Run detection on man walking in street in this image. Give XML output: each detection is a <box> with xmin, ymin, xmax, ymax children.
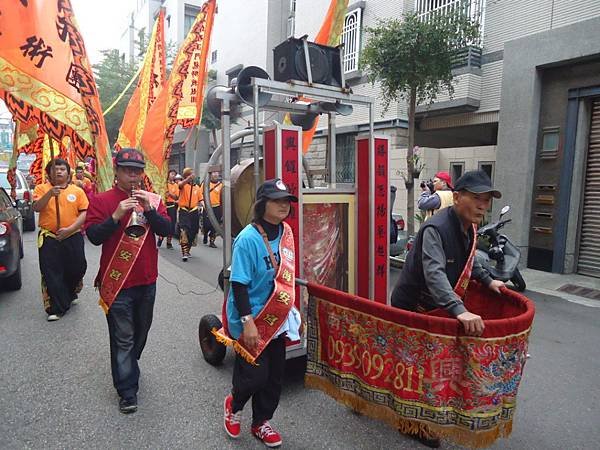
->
<box><xmin>177</xmin><ymin>167</ymin><xmax>201</xmax><ymax>261</ymax></box>
<box><xmin>200</xmin><ymin>170</ymin><xmax>223</xmax><ymax>248</ymax></box>
<box><xmin>391</xmin><ymin>170</ymin><xmax>505</xmax><ymax>448</ymax></box>
<box><xmin>418</xmin><ymin>171</ymin><xmax>454</xmax><ymax>219</ymax></box>
<box><xmin>33</xmin><ymin>158</ymin><xmax>88</xmax><ymax>322</ymax></box>
<box><xmin>157</xmin><ymin>169</ymin><xmax>179</xmax><ymax>249</ymax></box>
<box><xmin>85</xmin><ymin>148</ymin><xmax>171</xmax><ymax>414</ymax></box>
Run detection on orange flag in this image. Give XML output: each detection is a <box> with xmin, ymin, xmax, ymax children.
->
<box><xmin>286</xmin><ymin>0</ymin><xmax>349</xmax><ymax>154</ymax></box>
<box><xmin>116</xmin><ymin>9</ymin><xmax>166</xmax><ymax>150</ymax></box>
<box><xmin>140</xmin><ymin>0</ymin><xmax>216</xmax><ymax>197</ymax></box>
<box><xmin>0</xmin><ymin>0</ymin><xmax>113</xmax><ymax>191</ymax></box>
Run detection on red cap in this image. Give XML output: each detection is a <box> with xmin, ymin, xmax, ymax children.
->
<box><xmin>434</xmin><ymin>171</ymin><xmax>453</xmax><ymax>189</ymax></box>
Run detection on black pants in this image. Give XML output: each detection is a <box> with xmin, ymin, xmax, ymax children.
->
<box><xmin>38</xmin><ymin>232</ymin><xmax>86</xmax><ymax>315</ymax></box>
<box><xmin>106</xmin><ymin>283</ymin><xmax>156</xmax><ymax>401</ymax></box>
<box><xmin>166</xmin><ymin>204</ymin><xmax>178</xmax><ymax>237</ymax></box>
<box><xmin>231</xmin><ymin>336</ymin><xmax>286</xmax><ymax>426</ymax></box>
<box><xmin>203</xmin><ymin>205</ymin><xmax>222</xmax><ymax>238</ymax></box>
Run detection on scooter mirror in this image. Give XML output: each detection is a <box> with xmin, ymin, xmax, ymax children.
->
<box><xmin>500</xmin><ymin>205</ymin><xmax>510</xmax><ymax>217</ymax></box>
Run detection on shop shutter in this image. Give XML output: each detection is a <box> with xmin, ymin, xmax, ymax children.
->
<box><xmin>578</xmin><ymin>99</ymin><xmax>600</xmax><ymax>277</ymax></box>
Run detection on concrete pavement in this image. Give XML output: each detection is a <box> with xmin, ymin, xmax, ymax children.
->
<box><xmin>0</xmin><ymin>232</ymin><xmax>599</xmax><ymax>449</ymax></box>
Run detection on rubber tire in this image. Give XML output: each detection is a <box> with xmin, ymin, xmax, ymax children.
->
<box><xmin>198</xmin><ymin>314</ymin><xmax>227</xmax><ymax>366</ymax></box>
<box><xmin>4</xmin><ymin>260</ymin><xmax>22</xmax><ymax>291</ymax></box>
<box><xmin>23</xmin><ymin>214</ymin><xmax>35</xmax><ymax>232</ymax></box>
<box><xmin>511</xmin><ymin>269</ymin><xmax>526</xmax><ymax>292</ymax></box>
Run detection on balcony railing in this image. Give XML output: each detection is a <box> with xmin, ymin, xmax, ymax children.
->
<box><xmin>451</xmin><ymin>45</ymin><xmax>482</xmax><ymax>70</ymax></box>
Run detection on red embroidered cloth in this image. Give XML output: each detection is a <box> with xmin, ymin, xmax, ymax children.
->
<box><xmin>305</xmin><ymin>282</ymin><xmax>535</xmax><ymax>448</ymax></box>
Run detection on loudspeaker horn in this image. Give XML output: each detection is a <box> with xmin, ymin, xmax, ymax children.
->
<box><xmin>206</xmin><ymin>85</ymin><xmax>230</xmax><ymax>117</ymax></box>
<box><xmin>290</xmin><ymin>111</ymin><xmax>319</xmax><ymax>131</ymax></box>
<box><xmin>235</xmin><ymin>66</ymin><xmax>272</xmax><ymax>107</ymax></box>
<box><xmin>318</xmin><ymin>101</ymin><xmax>353</xmax><ymax>116</ymax></box>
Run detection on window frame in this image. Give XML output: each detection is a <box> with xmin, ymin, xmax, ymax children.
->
<box><xmin>341</xmin><ymin>7</ymin><xmax>362</xmax><ymax>74</ymax></box>
<box><xmin>449</xmin><ymin>161</ymin><xmax>465</xmax><ymax>185</ymax></box>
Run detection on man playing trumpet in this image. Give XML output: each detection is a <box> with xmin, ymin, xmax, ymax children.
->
<box><xmin>84</xmin><ymin>148</ymin><xmax>171</xmax><ymax>414</ymax></box>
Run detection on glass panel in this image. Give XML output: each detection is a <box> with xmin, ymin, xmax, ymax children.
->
<box><xmin>542</xmin><ymin>132</ymin><xmax>559</xmax><ymax>151</ymax></box>
<box><xmin>303</xmin><ymin>202</ymin><xmax>349</xmax><ymax>291</ymax></box>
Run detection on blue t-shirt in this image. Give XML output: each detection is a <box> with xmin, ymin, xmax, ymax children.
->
<box><xmin>226</xmin><ymin>223</ymin><xmax>300</xmax><ymax>340</ymax></box>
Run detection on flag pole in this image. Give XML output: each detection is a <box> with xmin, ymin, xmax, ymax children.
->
<box><xmin>49</xmin><ymin>138</ymin><xmax>61</xmax><ymax>230</ymax></box>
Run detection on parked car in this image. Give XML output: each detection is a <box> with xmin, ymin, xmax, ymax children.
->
<box><xmin>0</xmin><ymin>187</ymin><xmax>23</xmax><ymax>291</ymax></box>
<box><xmin>0</xmin><ymin>168</ymin><xmax>35</xmax><ymax>231</ymax></box>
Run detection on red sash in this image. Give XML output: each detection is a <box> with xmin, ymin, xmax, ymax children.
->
<box><xmin>214</xmin><ymin>222</ymin><xmax>296</xmax><ymax>364</ymax></box>
<box><xmin>98</xmin><ymin>192</ymin><xmax>161</xmax><ymax>313</ymax></box>
<box><xmin>453</xmin><ymin>224</ymin><xmax>477</xmax><ymax>299</ymax></box>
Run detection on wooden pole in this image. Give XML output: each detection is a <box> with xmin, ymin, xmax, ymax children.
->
<box><xmin>49</xmin><ymin>138</ymin><xmax>61</xmax><ymax>230</ymax></box>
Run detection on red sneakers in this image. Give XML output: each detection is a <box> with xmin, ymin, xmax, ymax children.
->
<box><xmin>251</xmin><ymin>421</ymin><xmax>282</xmax><ymax>448</ymax></box>
<box><xmin>223</xmin><ymin>395</ymin><xmax>241</xmax><ymax>438</ymax></box>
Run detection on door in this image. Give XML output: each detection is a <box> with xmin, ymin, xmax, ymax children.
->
<box><xmin>577</xmin><ymin>98</ymin><xmax>600</xmax><ymax>277</ymax></box>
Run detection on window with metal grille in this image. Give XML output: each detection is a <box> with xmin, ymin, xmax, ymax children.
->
<box><xmin>416</xmin><ymin>0</ymin><xmax>485</xmax><ymax>48</ymax></box>
<box><xmin>341</xmin><ymin>8</ymin><xmax>362</xmax><ymax>74</ymax></box>
<box><xmin>336</xmin><ymin>133</ymin><xmax>356</xmax><ymax>183</ymax></box>
<box><xmin>211</xmin><ymin>50</ymin><xmax>218</xmax><ymax>64</ymax></box>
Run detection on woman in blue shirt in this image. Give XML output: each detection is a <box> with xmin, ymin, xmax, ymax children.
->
<box><xmin>223</xmin><ymin>178</ymin><xmax>300</xmax><ymax>448</ymax></box>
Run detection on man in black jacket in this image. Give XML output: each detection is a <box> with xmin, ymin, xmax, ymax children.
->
<box><xmin>392</xmin><ymin>170</ymin><xmax>504</xmax><ymax>335</ymax></box>
<box><xmin>391</xmin><ymin>170</ymin><xmax>505</xmax><ymax>448</ymax></box>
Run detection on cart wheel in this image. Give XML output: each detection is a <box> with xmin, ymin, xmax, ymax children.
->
<box><xmin>198</xmin><ymin>314</ymin><xmax>227</xmax><ymax>366</ymax></box>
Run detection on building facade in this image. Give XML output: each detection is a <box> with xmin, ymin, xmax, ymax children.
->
<box><xmin>287</xmin><ymin>0</ymin><xmax>600</xmax><ymax>277</ymax></box>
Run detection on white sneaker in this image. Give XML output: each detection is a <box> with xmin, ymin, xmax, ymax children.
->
<box><xmin>47</xmin><ymin>314</ymin><xmax>60</xmax><ymax>321</ymax></box>
<box><xmin>71</xmin><ymin>298</ymin><xmax>80</xmax><ymax>305</ymax></box>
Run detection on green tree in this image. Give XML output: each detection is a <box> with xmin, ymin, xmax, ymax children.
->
<box><xmin>93</xmin><ymin>49</ymin><xmax>137</xmax><ymax>146</ymax></box>
<box><xmin>361</xmin><ymin>11</ymin><xmax>480</xmax><ymax>234</ymax></box>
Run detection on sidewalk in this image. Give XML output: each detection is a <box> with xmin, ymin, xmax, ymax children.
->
<box><xmin>520</xmin><ymin>268</ymin><xmax>600</xmax><ymax>308</ymax></box>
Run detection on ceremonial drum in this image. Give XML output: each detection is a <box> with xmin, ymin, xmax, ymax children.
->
<box><xmin>230</xmin><ymin>158</ymin><xmax>264</xmax><ymax>236</ymax></box>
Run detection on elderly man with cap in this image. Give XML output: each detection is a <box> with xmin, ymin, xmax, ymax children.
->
<box><xmin>84</xmin><ymin>148</ymin><xmax>171</xmax><ymax>414</ymax></box>
<box><xmin>177</xmin><ymin>167</ymin><xmax>202</xmax><ymax>261</ymax></box>
<box><xmin>418</xmin><ymin>171</ymin><xmax>454</xmax><ymax>219</ymax></box>
<box><xmin>391</xmin><ymin>170</ymin><xmax>505</xmax><ymax>448</ymax></box>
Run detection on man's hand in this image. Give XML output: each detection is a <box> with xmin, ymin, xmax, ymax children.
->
<box><xmin>55</xmin><ymin>227</ymin><xmax>73</xmax><ymax>241</ymax></box>
<box><xmin>488</xmin><ymin>279</ymin><xmax>505</xmax><ymax>295</ymax></box>
<box><xmin>112</xmin><ymin>197</ymin><xmax>138</xmax><ymax>222</ymax></box>
<box><xmin>456</xmin><ymin>311</ymin><xmax>485</xmax><ymax>336</ymax></box>
<box><xmin>132</xmin><ymin>189</ymin><xmax>151</xmax><ymax>211</ymax></box>
<box><xmin>241</xmin><ymin>318</ymin><xmax>260</xmax><ymax>352</ymax></box>
<box><xmin>50</xmin><ymin>186</ymin><xmax>62</xmax><ymax>197</ymax></box>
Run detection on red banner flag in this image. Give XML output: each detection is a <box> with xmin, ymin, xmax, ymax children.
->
<box><xmin>116</xmin><ymin>9</ymin><xmax>166</xmax><ymax>150</ymax></box>
<box><xmin>139</xmin><ymin>0</ymin><xmax>216</xmax><ymax>197</ymax></box>
<box><xmin>0</xmin><ymin>0</ymin><xmax>113</xmax><ymax>191</ymax></box>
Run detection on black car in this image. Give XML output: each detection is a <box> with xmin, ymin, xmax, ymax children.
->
<box><xmin>0</xmin><ymin>187</ymin><xmax>23</xmax><ymax>291</ymax></box>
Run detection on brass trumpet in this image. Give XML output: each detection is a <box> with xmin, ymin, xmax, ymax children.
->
<box><xmin>125</xmin><ymin>181</ymin><xmax>146</xmax><ymax>238</ymax></box>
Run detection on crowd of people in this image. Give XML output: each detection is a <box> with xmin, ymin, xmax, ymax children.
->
<box><xmin>29</xmin><ymin>145</ymin><xmax>506</xmax><ymax>448</ymax></box>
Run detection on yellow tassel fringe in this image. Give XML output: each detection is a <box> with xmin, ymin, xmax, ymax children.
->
<box><xmin>305</xmin><ymin>374</ymin><xmax>512</xmax><ymax>449</ymax></box>
<box><xmin>211</xmin><ymin>329</ymin><xmax>259</xmax><ymax>366</ymax></box>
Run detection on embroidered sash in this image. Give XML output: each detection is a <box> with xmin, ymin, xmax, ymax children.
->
<box><xmin>98</xmin><ymin>192</ymin><xmax>161</xmax><ymax>314</ymax></box>
<box><xmin>214</xmin><ymin>222</ymin><xmax>296</xmax><ymax>364</ymax></box>
<box><xmin>453</xmin><ymin>224</ymin><xmax>477</xmax><ymax>299</ymax></box>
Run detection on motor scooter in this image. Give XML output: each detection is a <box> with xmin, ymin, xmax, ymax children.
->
<box><xmin>476</xmin><ymin>205</ymin><xmax>526</xmax><ymax>292</ymax></box>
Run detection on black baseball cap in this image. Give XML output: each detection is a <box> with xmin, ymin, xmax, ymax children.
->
<box><xmin>257</xmin><ymin>178</ymin><xmax>298</xmax><ymax>202</ymax></box>
<box><xmin>115</xmin><ymin>148</ymin><xmax>145</xmax><ymax>169</ymax></box>
<box><xmin>454</xmin><ymin>170</ymin><xmax>502</xmax><ymax>199</ymax></box>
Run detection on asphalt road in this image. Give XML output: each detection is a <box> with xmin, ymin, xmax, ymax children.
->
<box><xmin>1</xmin><ymin>232</ymin><xmax>599</xmax><ymax>449</ymax></box>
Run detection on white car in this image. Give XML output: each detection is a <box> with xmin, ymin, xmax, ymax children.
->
<box><xmin>0</xmin><ymin>168</ymin><xmax>35</xmax><ymax>231</ymax></box>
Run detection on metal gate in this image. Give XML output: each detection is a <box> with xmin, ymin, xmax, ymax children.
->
<box><xmin>578</xmin><ymin>99</ymin><xmax>600</xmax><ymax>277</ymax></box>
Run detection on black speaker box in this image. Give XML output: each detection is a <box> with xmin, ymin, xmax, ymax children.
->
<box><xmin>273</xmin><ymin>38</ymin><xmax>342</xmax><ymax>87</ymax></box>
